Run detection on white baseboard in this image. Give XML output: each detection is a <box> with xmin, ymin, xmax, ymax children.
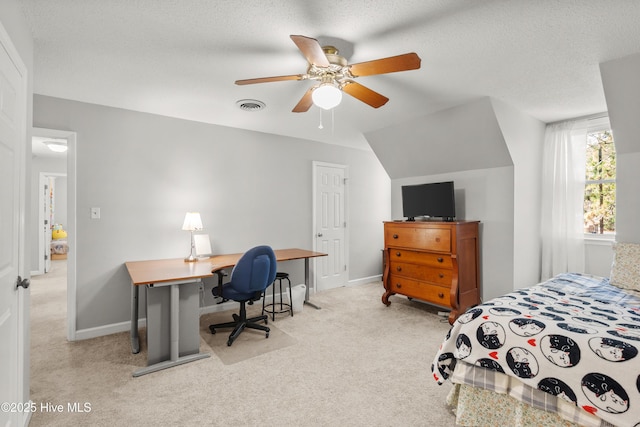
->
<box><xmin>74</xmin><ymin>318</ymin><xmax>146</xmax><ymax>341</ymax></box>
<box><xmin>199</xmin><ymin>300</ymin><xmax>238</xmax><ymax>315</ymax></box>
<box><xmin>73</xmin><ymin>278</ymin><xmax>382</xmax><ymax>340</ymax></box>
<box><xmin>73</xmin><ymin>300</ymin><xmax>252</xmax><ymax>340</ymax></box>
<box><xmin>347</xmin><ymin>274</ymin><xmax>382</xmax><ymax>287</ymax></box>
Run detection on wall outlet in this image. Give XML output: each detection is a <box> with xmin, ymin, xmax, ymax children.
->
<box><xmin>90</xmin><ymin>207</ymin><xmax>101</xmax><ymax>219</ymax></box>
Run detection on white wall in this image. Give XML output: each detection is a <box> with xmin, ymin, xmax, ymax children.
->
<box><xmin>616</xmin><ymin>152</ymin><xmax>640</xmax><ymax>243</ymax></box>
<box><xmin>491</xmin><ymin>99</ymin><xmax>545</xmax><ymax>289</ymax></box>
<box><xmin>601</xmin><ymin>53</ymin><xmax>640</xmax><ymax>243</ymax></box>
<box><xmin>33</xmin><ymin>95</ymin><xmax>390</xmax><ymax>335</ymax></box>
<box><xmin>584</xmin><ymin>240</ymin><xmax>614</xmax><ymax>277</ymax></box>
<box><xmin>366</xmin><ymin>97</ymin><xmax>513</xmax><ymax>178</ymax></box>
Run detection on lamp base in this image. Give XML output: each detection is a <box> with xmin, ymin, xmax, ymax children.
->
<box><xmin>184</xmin><ymin>254</ymin><xmax>197</xmax><ymax>262</ymax></box>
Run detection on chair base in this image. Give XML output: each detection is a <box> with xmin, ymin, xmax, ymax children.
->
<box><xmin>209</xmin><ymin>301</ymin><xmax>270</xmax><ymax>346</ymax></box>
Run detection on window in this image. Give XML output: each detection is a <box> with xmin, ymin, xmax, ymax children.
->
<box><xmin>583</xmin><ymin>120</ymin><xmax>615</xmax><ymax>236</ymax></box>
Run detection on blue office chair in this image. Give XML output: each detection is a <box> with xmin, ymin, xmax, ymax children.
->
<box><xmin>209</xmin><ymin>245</ymin><xmax>277</xmax><ymax>346</ymax></box>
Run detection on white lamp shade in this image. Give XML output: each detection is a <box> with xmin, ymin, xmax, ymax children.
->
<box><xmin>182</xmin><ymin>212</ymin><xmax>203</xmax><ymax>231</ymax></box>
<box><xmin>312</xmin><ymin>84</ymin><xmax>342</xmax><ymax>110</ymax></box>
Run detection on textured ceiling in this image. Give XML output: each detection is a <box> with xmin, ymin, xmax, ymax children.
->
<box><xmin>19</xmin><ymin>0</ymin><xmax>640</xmax><ymax>151</ymax></box>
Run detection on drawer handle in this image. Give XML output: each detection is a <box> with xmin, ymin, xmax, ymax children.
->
<box><xmin>396</xmin><ymin>283</ymin><xmax>402</xmax><ymax>289</ymax></box>
<box><xmin>393</xmin><ymin>234</ymin><xmax>399</xmax><ymax>239</ymax></box>
<box><xmin>437</xmin><ymin>257</ymin><xmax>443</xmax><ymax>263</ymax></box>
<box><xmin>396</xmin><ymin>252</ymin><xmax>401</xmax><ymax>257</ymax></box>
<box><xmin>439</xmin><ymin>273</ymin><xmax>444</xmax><ymax>278</ymax></box>
<box><xmin>438</xmin><ymin>292</ymin><xmax>444</xmax><ymax>298</ymax></box>
<box><xmin>396</xmin><ymin>266</ymin><xmax>402</xmax><ymax>272</ymax></box>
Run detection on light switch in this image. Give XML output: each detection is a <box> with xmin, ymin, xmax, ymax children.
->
<box><xmin>90</xmin><ymin>207</ymin><xmax>101</xmax><ymax>219</ymax></box>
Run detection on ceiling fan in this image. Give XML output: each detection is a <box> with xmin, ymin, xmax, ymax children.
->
<box><xmin>235</xmin><ymin>35</ymin><xmax>421</xmax><ymax>112</ymax></box>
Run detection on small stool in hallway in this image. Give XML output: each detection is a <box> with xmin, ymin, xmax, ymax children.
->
<box><xmin>262</xmin><ymin>272</ymin><xmax>293</xmax><ymax>320</ymax></box>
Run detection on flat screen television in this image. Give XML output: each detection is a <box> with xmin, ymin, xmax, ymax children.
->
<box><xmin>401</xmin><ymin>181</ymin><xmax>456</xmax><ymax>221</ymax></box>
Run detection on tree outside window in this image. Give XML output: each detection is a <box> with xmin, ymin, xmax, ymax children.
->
<box><xmin>584</xmin><ymin>129</ymin><xmax>615</xmax><ymax>235</ymax></box>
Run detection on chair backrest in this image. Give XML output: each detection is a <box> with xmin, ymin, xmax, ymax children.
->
<box><xmin>228</xmin><ymin>245</ymin><xmax>277</xmax><ymax>294</ymax></box>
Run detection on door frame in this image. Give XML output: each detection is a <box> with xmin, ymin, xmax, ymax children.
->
<box><xmin>311</xmin><ymin>161</ymin><xmax>349</xmax><ymax>291</ymax></box>
<box><xmin>33</xmin><ymin>127</ymin><xmax>77</xmax><ymax>341</ymax></box>
<box><xmin>37</xmin><ymin>172</ymin><xmax>66</xmax><ymax>275</ymax></box>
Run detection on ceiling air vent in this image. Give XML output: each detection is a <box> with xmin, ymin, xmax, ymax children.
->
<box><xmin>236</xmin><ymin>99</ymin><xmax>266</xmax><ymax>112</ymax></box>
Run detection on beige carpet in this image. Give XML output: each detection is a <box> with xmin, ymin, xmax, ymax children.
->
<box><xmin>29</xmin><ymin>260</ymin><xmax>457</xmax><ymax>426</ymax></box>
<box><xmin>199</xmin><ymin>309</ymin><xmax>297</xmax><ymax>365</ymax></box>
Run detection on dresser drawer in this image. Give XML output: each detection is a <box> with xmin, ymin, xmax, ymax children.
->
<box><xmin>387</xmin><ymin>249</ymin><xmax>453</xmax><ymax>269</ymax></box>
<box><xmin>389</xmin><ymin>261</ymin><xmax>452</xmax><ymax>285</ymax></box>
<box><xmin>388</xmin><ymin>276</ymin><xmax>450</xmax><ymax>307</ymax></box>
<box><xmin>385</xmin><ymin>225</ymin><xmax>451</xmax><ymax>252</ymax></box>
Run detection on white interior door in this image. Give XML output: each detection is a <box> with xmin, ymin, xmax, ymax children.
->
<box><xmin>0</xmin><ymin>23</ymin><xmax>29</xmax><ymax>427</ymax></box>
<box><xmin>313</xmin><ymin>162</ymin><xmax>347</xmax><ymax>291</ymax></box>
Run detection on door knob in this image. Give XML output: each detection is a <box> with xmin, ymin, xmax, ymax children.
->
<box><xmin>16</xmin><ymin>276</ymin><xmax>30</xmax><ymax>289</ymax></box>
<box><xmin>317</xmin><ymin>233</ymin><xmax>323</xmax><ymax>237</ymax></box>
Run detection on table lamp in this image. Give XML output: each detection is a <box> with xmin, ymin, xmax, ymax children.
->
<box><xmin>182</xmin><ymin>212</ymin><xmax>203</xmax><ymax>262</ymax></box>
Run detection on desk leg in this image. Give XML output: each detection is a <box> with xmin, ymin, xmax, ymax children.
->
<box><xmin>303</xmin><ymin>258</ymin><xmax>321</xmax><ymax>310</ymax></box>
<box><xmin>170</xmin><ymin>284</ymin><xmax>179</xmax><ymax>361</ymax></box>
<box><xmin>131</xmin><ymin>283</ymin><xmax>140</xmax><ymax>354</ymax></box>
<box><xmin>133</xmin><ymin>282</ymin><xmax>210</xmax><ymax>377</ymax></box>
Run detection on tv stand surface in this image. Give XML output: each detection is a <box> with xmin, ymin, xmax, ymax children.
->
<box><xmin>403</xmin><ymin>217</ymin><xmax>456</xmax><ymax>222</ymax></box>
<box><xmin>382</xmin><ymin>220</ymin><xmax>481</xmax><ymax>324</ymax></box>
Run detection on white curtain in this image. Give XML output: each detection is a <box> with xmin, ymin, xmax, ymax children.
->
<box><xmin>540</xmin><ymin>120</ymin><xmax>587</xmax><ymax>280</ymax></box>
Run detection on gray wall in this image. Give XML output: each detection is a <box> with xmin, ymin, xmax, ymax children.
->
<box><xmin>33</xmin><ymin>95</ymin><xmax>390</xmax><ymax>335</ymax></box>
<box><xmin>390</xmin><ymin>167</ymin><xmax>515</xmax><ymax>301</ymax></box>
<box><xmin>366</xmin><ymin>97</ymin><xmax>545</xmax><ymax>301</ymax></box>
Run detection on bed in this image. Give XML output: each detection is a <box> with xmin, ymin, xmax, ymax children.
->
<box><xmin>431</xmin><ymin>242</ymin><xmax>640</xmax><ymax>427</ymax></box>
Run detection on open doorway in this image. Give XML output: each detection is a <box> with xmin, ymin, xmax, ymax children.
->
<box><xmin>38</xmin><ymin>172</ymin><xmax>67</xmax><ymax>274</ymax></box>
<box><xmin>31</xmin><ymin>136</ymin><xmax>67</xmax><ymax>276</ymax></box>
<box><xmin>31</xmin><ymin>127</ymin><xmax>78</xmax><ymax>341</ymax></box>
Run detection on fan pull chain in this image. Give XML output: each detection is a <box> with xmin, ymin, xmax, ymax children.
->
<box><xmin>318</xmin><ymin>109</ymin><xmax>323</xmax><ymax>129</ymax></box>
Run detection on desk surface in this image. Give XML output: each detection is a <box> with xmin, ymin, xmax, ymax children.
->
<box><xmin>125</xmin><ymin>248</ymin><xmax>327</xmax><ymax>285</ymax></box>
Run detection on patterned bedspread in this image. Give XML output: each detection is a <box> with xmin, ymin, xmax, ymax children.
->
<box><xmin>431</xmin><ymin>273</ymin><xmax>640</xmax><ymax>427</ymax></box>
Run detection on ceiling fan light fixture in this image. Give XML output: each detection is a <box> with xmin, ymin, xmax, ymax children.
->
<box><xmin>44</xmin><ymin>140</ymin><xmax>68</xmax><ymax>153</ymax></box>
<box><xmin>312</xmin><ymin>82</ymin><xmax>342</xmax><ymax>110</ymax></box>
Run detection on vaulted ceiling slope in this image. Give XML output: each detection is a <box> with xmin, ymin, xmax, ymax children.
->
<box><xmin>601</xmin><ymin>53</ymin><xmax>640</xmax><ymax>155</ymax></box>
<box><xmin>366</xmin><ymin>97</ymin><xmax>513</xmax><ymax>178</ymax></box>
<box><xmin>18</xmin><ymin>1</ymin><xmax>640</xmax><ymax>151</ymax></box>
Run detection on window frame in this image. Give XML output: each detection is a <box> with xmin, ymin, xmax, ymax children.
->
<box><xmin>583</xmin><ymin>116</ymin><xmax>615</xmax><ymax>241</ymax></box>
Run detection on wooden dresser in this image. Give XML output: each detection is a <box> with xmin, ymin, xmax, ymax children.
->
<box><xmin>382</xmin><ymin>220</ymin><xmax>480</xmax><ymax>324</ymax></box>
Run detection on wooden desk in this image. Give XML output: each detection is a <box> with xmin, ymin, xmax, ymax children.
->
<box><xmin>126</xmin><ymin>248</ymin><xmax>327</xmax><ymax>376</ymax></box>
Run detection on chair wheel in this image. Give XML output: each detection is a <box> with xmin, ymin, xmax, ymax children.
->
<box><xmin>266</xmin><ymin>331</ymin><xmax>269</xmax><ymax>339</ymax></box>
<box><xmin>209</xmin><ymin>326</ymin><xmax>216</xmax><ymax>334</ymax></box>
<box><xmin>227</xmin><ymin>340</ymin><xmax>232</xmax><ymax>346</ymax></box>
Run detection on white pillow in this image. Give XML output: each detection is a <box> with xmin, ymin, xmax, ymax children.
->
<box><xmin>610</xmin><ymin>242</ymin><xmax>640</xmax><ymax>291</ymax></box>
